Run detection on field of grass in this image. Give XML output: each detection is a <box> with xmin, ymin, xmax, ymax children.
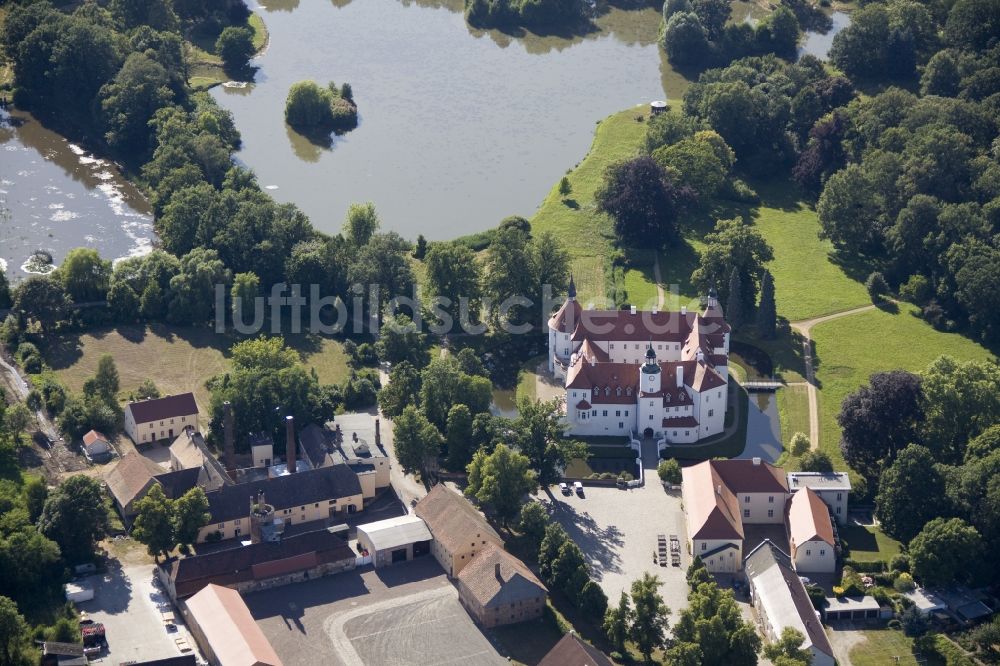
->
<box><xmin>810</xmin><ymin>303</ymin><xmax>992</xmax><ymax>469</ymax></box>
<box><xmin>839</xmin><ymin>524</ymin><xmax>902</xmax><ymax>563</ymax></box>
<box><xmin>43</xmin><ymin>326</ymin><xmax>351</xmax><ymax>429</ymax></box>
<box><xmin>530</xmin><ymin>109</ymin><xmax>647</xmax><ymax>305</ymax></box>
<box><xmin>849</xmin><ymin>629</ymin><xmax>939</xmax><ymax>666</ymax></box>
<box><xmin>750</xmin><ymin>182</ymin><xmax>871</xmax><ymax>322</ymax></box>
<box><xmin>777</xmin><ymin>383</ymin><xmax>810</xmax><ymax>458</ymax></box>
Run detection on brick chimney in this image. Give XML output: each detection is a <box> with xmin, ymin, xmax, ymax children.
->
<box><xmin>223</xmin><ymin>401</ymin><xmax>236</xmax><ymax>473</ymax></box>
<box><xmin>285</xmin><ymin>415</ymin><xmax>296</xmax><ymax>474</ymax></box>
<box><xmin>375</xmin><ymin>418</ymin><xmax>381</xmax><ymax>447</ymax></box>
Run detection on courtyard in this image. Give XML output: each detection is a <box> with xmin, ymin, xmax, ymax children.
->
<box><xmin>245</xmin><ymin>557</ymin><xmax>508</xmax><ymax>666</ymax></box>
<box><xmin>76</xmin><ymin>562</ymin><xmax>201</xmax><ymax>664</ymax></box>
<box><xmin>537</xmin><ymin>463</ymin><xmax>691</xmax><ymax>620</ymax></box>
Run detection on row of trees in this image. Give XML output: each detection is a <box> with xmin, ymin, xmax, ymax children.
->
<box><xmin>838</xmin><ymin>356</ymin><xmax>1000</xmax><ymax>586</ymax></box>
<box><xmin>465</xmin><ymin>0</ymin><xmax>585</xmax><ymax>30</ymax></box>
<box><xmin>132</xmin><ymin>485</ymin><xmax>211</xmax><ymax>560</ymax></box>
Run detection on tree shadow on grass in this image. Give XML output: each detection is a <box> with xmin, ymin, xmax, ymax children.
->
<box><xmin>562</xmin><ymin>198</ymin><xmax>580</xmax><ymax>209</ymax></box>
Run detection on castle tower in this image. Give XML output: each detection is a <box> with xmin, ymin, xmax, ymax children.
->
<box><xmin>567</xmin><ymin>275</ymin><xmax>576</xmax><ymax>302</ymax></box>
<box><xmin>641</xmin><ymin>344</ymin><xmax>661</xmax><ymax>395</ymax></box>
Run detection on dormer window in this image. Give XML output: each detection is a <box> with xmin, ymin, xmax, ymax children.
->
<box><xmin>626</xmin><ymin>387</ymin><xmax>632</xmax><ymax>396</ymax></box>
<box><xmin>616</xmin><ymin>387</ymin><xmax>621</xmax><ymax>396</ymax></box>
<box><xmin>605</xmin><ymin>387</ymin><xmax>610</xmax><ymax>396</ymax></box>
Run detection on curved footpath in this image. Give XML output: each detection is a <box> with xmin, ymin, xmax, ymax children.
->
<box><xmin>789</xmin><ymin>304</ymin><xmax>879</xmax><ymax>451</ymax></box>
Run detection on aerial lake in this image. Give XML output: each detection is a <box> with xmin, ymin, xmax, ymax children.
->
<box><xmin>0</xmin><ymin>107</ymin><xmax>154</xmax><ymax>279</ymax></box>
<box><xmin>213</xmin><ymin>0</ymin><xmax>682</xmax><ymax>240</ymax></box>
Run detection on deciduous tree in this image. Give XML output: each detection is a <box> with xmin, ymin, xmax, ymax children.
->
<box><xmin>38</xmin><ymin>475</ymin><xmax>108</xmax><ymax>563</ymax></box>
<box><xmin>630</xmin><ymin>573</ymin><xmax>670</xmax><ymax>661</ymax></box>
<box><xmin>876</xmin><ymin>444</ymin><xmax>946</xmax><ymax>542</ymax></box>
<box><xmin>465</xmin><ymin>443</ymin><xmax>537</xmax><ymax>526</ymax></box>
<box><xmin>909</xmin><ymin>517</ymin><xmax>983</xmax><ymax>587</ymax></box>
<box><xmin>132</xmin><ymin>484</ymin><xmax>175</xmax><ymax>560</ymax></box>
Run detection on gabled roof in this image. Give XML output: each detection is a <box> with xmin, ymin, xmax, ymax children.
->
<box><xmin>125</xmin><ymin>392</ymin><xmax>198</xmax><ymax>424</ymax></box>
<box><xmin>298</xmin><ymin>423</ymin><xmax>335</xmax><ymax>468</ymax></box>
<box><xmin>105</xmin><ymin>452</ymin><xmax>163</xmax><ymax>508</ymax></box>
<box><xmin>82</xmin><ymin>430</ymin><xmax>109</xmax><ymax>446</ymax></box>
<box><xmin>566</xmin><ymin>356</ymin><xmax>640</xmax><ymax>392</ymax></box>
<box><xmin>185</xmin><ymin>584</ymin><xmax>282</xmax><ymax>666</ymax></box>
<box><xmin>569</xmin><ymin>309</ymin><xmax>698</xmax><ymax>342</ymax></box>
<box><xmin>744</xmin><ymin>540</ymin><xmax>833</xmax><ymax>661</ymax></box>
<box><xmin>165</xmin><ymin>528</ymin><xmax>354</xmax><ymax>598</ymax></box>
<box><xmin>576</xmin><ymin>338</ymin><xmax>610</xmax><ymax>364</ymax></box>
<box><xmin>414</xmin><ymin>484</ymin><xmax>502</xmax><ymax>553</ymax></box>
<box><xmin>539</xmin><ymin>633</ymin><xmax>614</xmax><ymax>666</ymax></box>
<box><xmin>456</xmin><ymin>542</ymin><xmax>546</xmax><ymax>609</ymax></box>
<box><xmin>710</xmin><ymin>459</ymin><xmax>789</xmax><ymax>494</ymax></box>
<box><xmin>787</xmin><ymin>487</ymin><xmax>835</xmax><ymax>548</ymax></box>
<box><xmin>169</xmin><ymin>427</ymin><xmax>204</xmax><ymax>469</ymax></box>
<box><xmin>205</xmin><ymin>464</ymin><xmax>361</xmax><ymax>523</ymax></box>
<box><xmin>682</xmin><ymin>461</ymin><xmax>743</xmax><ymax>541</ymax></box>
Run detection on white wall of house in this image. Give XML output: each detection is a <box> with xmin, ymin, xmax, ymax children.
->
<box><xmin>694</xmin><ymin>539</ymin><xmax>742</xmax><ymax>572</ymax></box>
<box><xmin>809</xmin><ymin>489</ymin><xmax>849</xmax><ymax>525</ymax></box>
<box><xmin>792</xmin><ymin>539</ymin><xmax>836</xmax><ymax>573</ymax></box>
<box><xmin>736</xmin><ymin>492</ymin><xmax>788</xmax><ymax>524</ymax></box>
<box><xmin>125</xmin><ymin>411</ymin><xmax>197</xmax><ymax>444</ymax></box>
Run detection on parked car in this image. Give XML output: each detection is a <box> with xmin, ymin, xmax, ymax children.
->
<box><xmin>574</xmin><ymin>481</ymin><xmax>584</xmax><ymax>496</ymax></box>
<box><xmin>559</xmin><ymin>482</ymin><xmax>570</xmax><ymax>495</ymax></box>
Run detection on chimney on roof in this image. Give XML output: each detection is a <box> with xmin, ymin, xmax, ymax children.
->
<box><xmin>285</xmin><ymin>415</ymin><xmax>296</xmax><ymax>474</ymax></box>
<box><xmin>696</xmin><ymin>349</ymin><xmax>705</xmax><ymax>364</ymax></box>
<box><xmin>495</xmin><ymin>562</ymin><xmax>502</xmax><ymax>579</ymax></box>
<box><xmin>676</xmin><ymin>365</ymin><xmax>684</xmax><ymax>388</ymax></box>
<box><xmin>716</xmin><ymin>484</ymin><xmax>722</xmax><ymax>496</ymax></box>
<box><xmin>752</xmin><ymin>457</ymin><xmax>761</xmax><ymax>466</ymax></box>
<box><xmin>652</xmin><ymin>306</ymin><xmax>658</xmax><ymax>315</ymax></box>
<box><xmin>223</xmin><ymin>401</ymin><xmax>236</xmax><ymax>473</ymax></box>
<box><xmin>681</xmin><ymin>305</ymin><xmax>687</xmax><ymax>316</ymax></box>
<box><xmin>375</xmin><ymin>419</ymin><xmax>381</xmax><ymax>447</ymax></box>
<box><xmin>630</xmin><ymin>305</ymin><xmax>637</xmax><ymax>315</ymax></box>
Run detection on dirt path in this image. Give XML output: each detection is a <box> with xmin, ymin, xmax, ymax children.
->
<box><xmin>653</xmin><ymin>252</ymin><xmax>666</xmax><ymax>310</ymax></box>
<box><xmin>789</xmin><ymin>304</ymin><xmax>879</xmax><ymax>450</ymax></box>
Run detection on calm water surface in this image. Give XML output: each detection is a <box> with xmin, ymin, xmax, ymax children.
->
<box><xmin>0</xmin><ymin>108</ymin><xmax>154</xmax><ymax>279</ymax></box>
<box><xmin>214</xmin><ymin>0</ymin><xmax>682</xmax><ymax>240</ymax></box>
<box><xmin>798</xmin><ymin>10</ymin><xmax>851</xmax><ymax>60</ymax></box>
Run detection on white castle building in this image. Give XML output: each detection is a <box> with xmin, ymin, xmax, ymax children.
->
<box><xmin>547</xmin><ymin>279</ymin><xmax>730</xmax><ymax>443</ymax></box>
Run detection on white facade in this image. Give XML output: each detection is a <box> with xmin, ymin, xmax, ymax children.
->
<box><xmin>787</xmin><ymin>472</ymin><xmax>851</xmax><ymax>525</ymax></box>
<box><xmin>550</xmin><ymin>289</ymin><xmax>730</xmax><ymax>442</ymax></box>
<box><xmin>123</xmin><ymin>394</ymin><xmax>199</xmax><ymax>445</ymax></box>
<box><xmin>791</xmin><ymin>538</ymin><xmax>836</xmax><ymax>573</ymax></box>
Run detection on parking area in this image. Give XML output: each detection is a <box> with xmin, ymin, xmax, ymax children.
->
<box><xmin>538</xmin><ymin>479</ymin><xmax>691</xmax><ymax>619</ymax></box>
<box><xmin>76</xmin><ymin>562</ymin><xmax>200</xmax><ymax>664</ymax></box>
<box><xmin>246</xmin><ymin>557</ymin><xmax>507</xmax><ymax>666</ymax></box>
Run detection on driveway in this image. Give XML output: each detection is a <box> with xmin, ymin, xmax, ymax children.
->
<box><xmin>76</xmin><ymin>562</ymin><xmax>201</xmax><ymax>664</ymax></box>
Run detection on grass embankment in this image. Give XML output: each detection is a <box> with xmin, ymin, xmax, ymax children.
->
<box><xmin>43</xmin><ymin>325</ymin><xmax>349</xmax><ymax>428</ymax></box>
<box><xmin>810</xmin><ymin>303</ymin><xmax>992</xmax><ymax>471</ymax></box>
<box><xmin>187</xmin><ymin>11</ymin><xmax>269</xmax><ymax>90</ymax></box>
<box><xmin>776</xmin><ymin>383</ymin><xmax>809</xmax><ymax>446</ymax></box>
<box><xmin>530</xmin><ymin>109</ymin><xmax>648</xmax><ymax>306</ymax></box>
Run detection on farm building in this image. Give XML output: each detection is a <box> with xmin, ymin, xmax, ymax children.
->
<box><xmin>356</xmin><ymin>514</ymin><xmax>432</xmax><ymax>568</ymax></box>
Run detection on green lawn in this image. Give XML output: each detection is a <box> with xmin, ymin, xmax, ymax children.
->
<box><xmin>44</xmin><ymin>326</ymin><xmax>351</xmax><ymax>430</ymax></box>
<box><xmin>839</xmin><ymin>524</ymin><xmax>902</xmax><ymax>563</ymax></box>
<box><xmin>810</xmin><ymin>303</ymin><xmax>992</xmax><ymax>469</ymax></box>
<box><xmin>530</xmin><ymin>109</ymin><xmax>648</xmax><ymax>305</ymax></box>
<box><xmin>777</xmin><ymin>383</ymin><xmax>810</xmax><ymax>457</ymax></box>
<box><xmin>750</xmin><ymin>182</ymin><xmax>871</xmax><ymax>322</ymax></box>
<box><xmin>621</xmin><ymin>249</ymin><xmax>660</xmax><ymax>309</ymax></box>
<box><xmin>849</xmin><ymin>629</ymin><xmax>941</xmax><ymax>666</ymax></box>
<box><xmin>184</xmin><ymin>11</ymin><xmax>269</xmax><ymax>88</ymax></box>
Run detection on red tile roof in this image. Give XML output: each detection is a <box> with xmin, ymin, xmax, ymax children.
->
<box><xmin>682</xmin><ymin>462</ymin><xmax>743</xmax><ymax>541</ymax></box>
<box><xmin>711</xmin><ymin>459</ymin><xmax>789</xmax><ymax>493</ymax></box>
<box><xmin>83</xmin><ymin>430</ymin><xmax>109</xmax><ymax>446</ymax></box>
<box><xmin>548</xmin><ymin>299</ymin><xmax>583</xmax><ymax>334</ymax></box>
<box><xmin>539</xmin><ymin>633</ymin><xmax>613</xmax><ymax>666</ymax></box>
<box><xmin>662</xmin><ymin>416</ymin><xmax>698</xmax><ymax>428</ymax></box>
<box><xmin>575</xmin><ymin>400</ymin><xmax>592</xmax><ymax>410</ymax></box>
<box><xmin>787</xmin><ymin>487</ymin><xmax>835</xmax><ymax>548</ymax></box>
<box><xmin>126</xmin><ymin>393</ymin><xmax>198</xmax><ymax>424</ymax></box>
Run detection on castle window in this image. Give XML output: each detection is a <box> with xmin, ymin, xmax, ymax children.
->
<box><xmin>708</xmin><ymin>409</ymin><xmax>714</xmax><ymax>417</ymax></box>
<box><xmin>744</xmin><ymin>509</ymin><xmax>750</xmax><ymax>518</ymax></box>
<box><xmin>616</xmin><ymin>387</ymin><xmax>621</xmax><ymax>396</ymax></box>
<box><xmin>592</xmin><ymin>410</ymin><xmax>597</xmax><ymax>416</ymax></box>
<box><xmin>603</xmin><ymin>410</ymin><xmax>608</xmax><ymax>417</ymax></box>
<box><xmin>768</xmin><ymin>509</ymin><xmax>774</xmax><ymax>518</ymax></box>
<box><xmin>616</xmin><ymin>411</ymin><xmax>621</xmax><ymax>417</ymax></box>
<box><xmin>605</xmin><ymin>387</ymin><xmax>610</xmax><ymax>396</ymax></box>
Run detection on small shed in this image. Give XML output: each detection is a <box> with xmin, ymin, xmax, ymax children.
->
<box><xmin>650</xmin><ymin>100</ymin><xmax>668</xmax><ymax>115</ymax></box>
<box><xmin>356</xmin><ymin>514</ymin><xmax>432</xmax><ymax>568</ymax></box>
<box><xmin>82</xmin><ymin>430</ymin><xmax>113</xmax><ymax>463</ymax></box>
<box><xmin>64</xmin><ymin>582</ymin><xmax>94</xmax><ymax>603</ymax></box>
<box><xmin>904</xmin><ymin>588</ymin><xmax>947</xmax><ymax>616</ymax></box>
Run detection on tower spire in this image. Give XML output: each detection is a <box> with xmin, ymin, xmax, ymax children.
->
<box><xmin>567</xmin><ymin>275</ymin><xmax>576</xmax><ymax>301</ymax></box>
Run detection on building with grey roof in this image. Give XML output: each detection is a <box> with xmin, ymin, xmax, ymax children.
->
<box><xmin>356</xmin><ymin>514</ymin><xmax>432</xmax><ymax>567</ymax></box>
<box><xmin>744</xmin><ymin>540</ymin><xmax>834</xmax><ymax>666</ymax></box>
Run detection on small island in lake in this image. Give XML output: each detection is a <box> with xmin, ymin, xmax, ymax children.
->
<box><xmin>284</xmin><ymin>80</ymin><xmax>358</xmax><ymax>138</ymax></box>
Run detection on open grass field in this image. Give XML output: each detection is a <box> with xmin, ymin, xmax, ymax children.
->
<box><xmin>530</xmin><ymin>109</ymin><xmax>647</xmax><ymax>305</ymax></box>
<box><xmin>810</xmin><ymin>303</ymin><xmax>992</xmax><ymax>470</ymax></box>
<box><xmin>185</xmin><ymin>11</ymin><xmax>268</xmax><ymax>89</ymax></box>
<box><xmin>849</xmin><ymin>629</ymin><xmax>940</xmax><ymax>666</ymax></box>
<box><xmin>840</xmin><ymin>524</ymin><xmax>902</xmax><ymax>563</ymax></box>
<box><xmin>43</xmin><ymin>326</ymin><xmax>350</xmax><ymax>428</ymax></box>
<box><xmin>750</xmin><ymin>182</ymin><xmax>871</xmax><ymax>322</ymax></box>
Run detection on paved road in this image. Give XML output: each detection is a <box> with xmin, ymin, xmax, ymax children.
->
<box><xmin>789</xmin><ymin>304</ymin><xmax>879</xmax><ymax>451</ymax></box>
